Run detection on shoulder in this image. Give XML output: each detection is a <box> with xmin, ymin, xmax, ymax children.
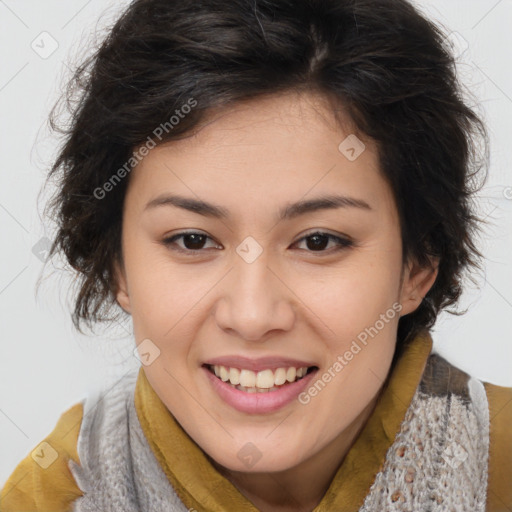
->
<box><xmin>0</xmin><ymin>401</ymin><xmax>85</xmax><ymax>512</ymax></box>
<box><xmin>482</xmin><ymin>380</ymin><xmax>512</xmax><ymax>512</ymax></box>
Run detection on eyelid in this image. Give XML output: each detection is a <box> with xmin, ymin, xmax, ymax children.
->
<box><xmin>162</xmin><ymin>230</ymin><xmax>220</xmax><ymax>251</ymax></box>
<box><xmin>162</xmin><ymin>229</ymin><xmax>354</xmax><ymax>254</ymax></box>
<box><xmin>293</xmin><ymin>230</ymin><xmax>354</xmax><ymax>253</ymax></box>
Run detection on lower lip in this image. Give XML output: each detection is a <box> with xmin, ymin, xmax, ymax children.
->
<box><xmin>202</xmin><ymin>365</ymin><xmax>319</xmax><ymax>414</ymax></box>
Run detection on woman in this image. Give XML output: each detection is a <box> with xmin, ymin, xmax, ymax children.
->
<box><xmin>1</xmin><ymin>0</ymin><xmax>510</xmax><ymax>510</ymax></box>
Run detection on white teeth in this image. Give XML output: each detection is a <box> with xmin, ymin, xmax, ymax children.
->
<box><xmin>229</xmin><ymin>367</ymin><xmax>240</xmax><ymax>385</ymax></box>
<box><xmin>286</xmin><ymin>367</ymin><xmax>297</xmax><ymax>382</ymax></box>
<box><xmin>239</xmin><ymin>369</ymin><xmax>256</xmax><ymax>388</ymax></box>
<box><xmin>219</xmin><ymin>366</ymin><xmax>230</xmax><ymax>382</ymax></box>
<box><xmin>255</xmin><ymin>369</ymin><xmax>275</xmax><ymax>389</ymax></box>
<box><xmin>211</xmin><ymin>364</ymin><xmax>311</xmax><ymax>390</ymax></box>
<box><xmin>235</xmin><ymin>384</ymin><xmax>286</xmax><ymax>392</ymax></box>
<box><xmin>274</xmin><ymin>368</ymin><xmax>287</xmax><ymax>386</ymax></box>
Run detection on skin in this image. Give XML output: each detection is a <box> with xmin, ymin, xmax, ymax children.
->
<box><xmin>115</xmin><ymin>90</ymin><xmax>438</xmax><ymax>512</ymax></box>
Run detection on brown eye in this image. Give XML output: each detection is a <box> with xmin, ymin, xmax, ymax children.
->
<box><xmin>162</xmin><ymin>231</ymin><xmax>220</xmax><ymax>252</ymax></box>
<box><xmin>162</xmin><ymin>230</ymin><xmax>354</xmax><ymax>256</ymax></box>
<box><xmin>293</xmin><ymin>231</ymin><xmax>354</xmax><ymax>254</ymax></box>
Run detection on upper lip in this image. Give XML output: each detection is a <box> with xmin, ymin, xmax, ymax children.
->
<box><xmin>203</xmin><ymin>356</ymin><xmax>318</xmax><ymax>372</ymax></box>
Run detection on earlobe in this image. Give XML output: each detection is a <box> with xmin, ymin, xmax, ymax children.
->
<box><xmin>113</xmin><ymin>260</ymin><xmax>131</xmax><ymax>314</ymax></box>
<box><xmin>399</xmin><ymin>256</ymin><xmax>439</xmax><ymax>317</ymax></box>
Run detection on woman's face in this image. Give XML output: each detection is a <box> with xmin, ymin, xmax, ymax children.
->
<box><xmin>115</xmin><ymin>91</ymin><xmax>436</xmax><ymax>473</ymax></box>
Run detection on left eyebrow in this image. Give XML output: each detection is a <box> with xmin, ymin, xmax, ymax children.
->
<box><xmin>143</xmin><ymin>193</ymin><xmax>373</xmax><ymax>221</ymax></box>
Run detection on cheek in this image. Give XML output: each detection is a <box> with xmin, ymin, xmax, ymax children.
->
<box><xmin>122</xmin><ymin>240</ymin><xmax>185</xmax><ymax>330</ymax></box>
<box><xmin>310</xmin><ymin>249</ymin><xmax>402</xmax><ymax>329</ymax></box>
<box><xmin>125</xmin><ymin>251</ymin><xmax>220</xmax><ymax>349</ymax></box>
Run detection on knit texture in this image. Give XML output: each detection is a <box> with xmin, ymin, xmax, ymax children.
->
<box><xmin>68</xmin><ymin>352</ymin><xmax>490</xmax><ymax>512</ymax></box>
<box><xmin>359</xmin><ymin>373</ymin><xmax>489</xmax><ymax>511</ymax></box>
<box><xmin>68</xmin><ymin>370</ymin><xmax>189</xmax><ymax>512</ymax></box>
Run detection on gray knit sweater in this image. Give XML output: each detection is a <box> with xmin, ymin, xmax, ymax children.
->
<box><xmin>68</xmin><ymin>351</ymin><xmax>489</xmax><ymax>511</ymax></box>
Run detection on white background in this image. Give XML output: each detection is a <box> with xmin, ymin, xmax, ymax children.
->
<box><xmin>1</xmin><ymin>0</ymin><xmax>511</xmax><ymax>488</ymax></box>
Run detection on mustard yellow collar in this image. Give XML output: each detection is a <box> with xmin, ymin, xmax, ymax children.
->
<box><xmin>134</xmin><ymin>330</ymin><xmax>433</xmax><ymax>511</ymax></box>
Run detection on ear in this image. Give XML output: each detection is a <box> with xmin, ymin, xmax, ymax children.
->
<box><xmin>398</xmin><ymin>255</ymin><xmax>439</xmax><ymax>317</ymax></box>
<box><xmin>113</xmin><ymin>259</ymin><xmax>132</xmax><ymax>314</ymax></box>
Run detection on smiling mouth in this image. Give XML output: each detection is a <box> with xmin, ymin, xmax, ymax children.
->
<box><xmin>204</xmin><ymin>364</ymin><xmax>318</xmax><ymax>393</ymax></box>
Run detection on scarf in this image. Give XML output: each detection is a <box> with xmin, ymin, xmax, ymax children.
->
<box><xmin>68</xmin><ymin>332</ymin><xmax>489</xmax><ymax>511</ymax></box>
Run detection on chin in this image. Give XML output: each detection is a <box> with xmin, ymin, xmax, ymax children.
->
<box><xmin>206</xmin><ymin>443</ymin><xmax>304</xmax><ymax>474</ymax></box>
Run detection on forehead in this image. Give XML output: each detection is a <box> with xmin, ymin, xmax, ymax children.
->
<box><xmin>164</xmin><ymin>91</ymin><xmax>358</xmax><ymax>154</ymax></box>
<box><xmin>124</xmin><ymin>91</ymin><xmax>395</xmax><ymax>224</ymax></box>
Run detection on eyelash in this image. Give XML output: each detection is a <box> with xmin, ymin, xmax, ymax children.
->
<box><xmin>162</xmin><ymin>230</ymin><xmax>354</xmax><ymax>256</ymax></box>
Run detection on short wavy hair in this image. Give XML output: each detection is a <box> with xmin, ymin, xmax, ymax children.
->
<box><xmin>42</xmin><ymin>0</ymin><xmax>489</xmax><ymax>350</ymax></box>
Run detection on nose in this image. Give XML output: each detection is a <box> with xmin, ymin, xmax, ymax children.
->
<box><xmin>213</xmin><ymin>251</ymin><xmax>296</xmax><ymax>342</ymax></box>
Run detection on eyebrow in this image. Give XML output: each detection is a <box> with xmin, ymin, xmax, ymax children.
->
<box><xmin>144</xmin><ymin>193</ymin><xmax>372</xmax><ymax>221</ymax></box>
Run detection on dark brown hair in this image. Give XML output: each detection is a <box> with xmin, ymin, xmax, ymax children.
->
<box><xmin>41</xmin><ymin>0</ymin><xmax>489</xmax><ymax>349</ymax></box>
